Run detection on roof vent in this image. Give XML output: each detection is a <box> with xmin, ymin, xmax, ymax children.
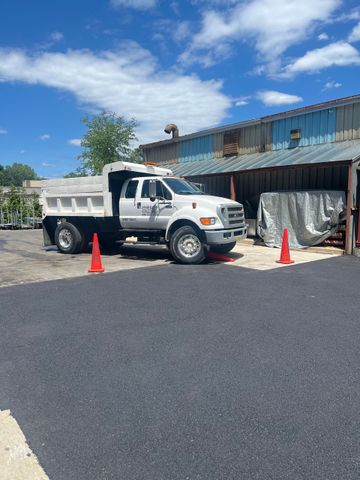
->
<box><xmin>223</xmin><ymin>131</ymin><xmax>239</xmax><ymax>156</ymax></box>
<box><xmin>290</xmin><ymin>128</ymin><xmax>301</xmax><ymax>140</ymax></box>
<box><xmin>164</xmin><ymin>124</ymin><xmax>179</xmax><ymax>139</ymax></box>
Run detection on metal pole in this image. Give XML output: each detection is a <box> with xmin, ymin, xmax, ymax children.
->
<box><xmin>230</xmin><ymin>174</ymin><xmax>236</xmax><ymax>201</ymax></box>
<box><xmin>345</xmin><ymin>163</ymin><xmax>353</xmax><ymax>255</ymax></box>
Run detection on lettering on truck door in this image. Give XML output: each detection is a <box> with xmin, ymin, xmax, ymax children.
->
<box><xmin>133</xmin><ymin>179</ymin><xmax>174</xmax><ymax>229</ymax></box>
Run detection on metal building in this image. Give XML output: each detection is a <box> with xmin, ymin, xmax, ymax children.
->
<box><xmin>140</xmin><ymin>95</ymin><xmax>360</xmax><ymax>254</ymax></box>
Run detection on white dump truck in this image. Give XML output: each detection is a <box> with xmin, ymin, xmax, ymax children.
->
<box><xmin>42</xmin><ymin>162</ymin><xmax>247</xmax><ymax>264</ymax></box>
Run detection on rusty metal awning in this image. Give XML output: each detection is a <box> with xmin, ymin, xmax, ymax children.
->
<box><xmin>164</xmin><ymin>139</ymin><xmax>360</xmax><ymax>177</ymax></box>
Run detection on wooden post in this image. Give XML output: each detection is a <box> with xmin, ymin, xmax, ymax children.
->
<box><xmin>345</xmin><ymin>163</ymin><xmax>353</xmax><ymax>255</ymax></box>
<box><xmin>230</xmin><ymin>174</ymin><xmax>236</xmax><ymax>201</ymax></box>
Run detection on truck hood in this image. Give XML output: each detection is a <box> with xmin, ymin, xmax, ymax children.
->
<box><xmin>181</xmin><ymin>195</ymin><xmax>241</xmax><ymax>207</ymax></box>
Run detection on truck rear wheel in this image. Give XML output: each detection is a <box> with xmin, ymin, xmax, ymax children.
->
<box><xmin>210</xmin><ymin>241</ymin><xmax>236</xmax><ymax>254</ymax></box>
<box><xmin>170</xmin><ymin>226</ymin><xmax>207</xmax><ymax>264</ymax></box>
<box><xmin>55</xmin><ymin>222</ymin><xmax>84</xmax><ymax>254</ymax></box>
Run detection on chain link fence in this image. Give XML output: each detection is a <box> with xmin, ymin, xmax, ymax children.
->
<box><xmin>0</xmin><ymin>208</ymin><xmax>42</xmax><ymax>229</ymax></box>
<box><xmin>0</xmin><ymin>190</ymin><xmax>42</xmax><ymax>229</ymax></box>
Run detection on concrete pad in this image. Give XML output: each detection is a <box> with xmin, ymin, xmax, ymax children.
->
<box><xmin>0</xmin><ymin>410</ymin><xmax>49</xmax><ymax>480</ymax></box>
<box><xmin>0</xmin><ymin>230</ymin><xmax>343</xmax><ymax>287</ymax></box>
<box><xmin>227</xmin><ymin>242</ymin><xmax>342</xmax><ymax>270</ymax></box>
<box><xmin>0</xmin><ymin>230</ymin><xmax>171</xmax><ymax>288</ymax></box>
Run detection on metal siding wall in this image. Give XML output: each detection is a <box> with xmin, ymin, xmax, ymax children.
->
<box><xmin>264</xmin><ymin>123</ymin><xmax>272</xmax><ymax>151</ymax></box>
<box><xmin>214</xmin><ymin>123</ymin><xmax>272</xmax><ymax>157</ymax></box>
<box><xmin>213</xmin><ymin>132</ymin><xmax>224</xmax><ymax>158</ymax></box>
<box><xmin>239</xmin><ymin>125</ymin><xmax>261</xmax><ymax>154</ymax></box>
<box><xmin>144</xmin><ymin>142</ymin><xmax>179</xmax><ymax>164</ymax></box>
<box><xmin>179</xmin><ymin>135</ymin><xmax>213</xmax><ymax>163</ymax></box>
<box><xmin>185</xmin><ymin>165</ymin><xmax>348</xmax><ymax>210</ymax></box>
<box><xmin>272</xmin><ymin>109</ymin><xmax>336</xmax><ymax>150</ymax></box>
<box><xmin>336</xmin><ymin>103</ymin><xmax>360</xmax><ymax>141</ymax></box>
<box><xmin>233</xmin><ymin>165</ymin><xmax>348</xmax><ymax>206</ymax></box>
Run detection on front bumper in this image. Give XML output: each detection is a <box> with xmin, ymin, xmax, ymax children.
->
<box><xmin>204</xmin><ymin>226</ymin><xmax>247</xmax><ymax>245</ymax></box>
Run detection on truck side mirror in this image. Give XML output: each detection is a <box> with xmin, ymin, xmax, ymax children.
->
<box><xmin>193</xmin><ymin>182</ymin><xmax>206</xmax><ymax>193</ymax></box>
<box><xmin>149</xmin><ymin>180</ymin><xmax>156</xmax><ymax>202</ymax></box>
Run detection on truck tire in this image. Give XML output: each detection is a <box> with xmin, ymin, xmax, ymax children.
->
<box><xmin>55</xmin><ymin>222</ymin><xmax>84</xmax><ymax>254</ymax></box>
<box><xmin>170</xmin><ymin>226</ymin><xmax>207</xmax><ymax>264</ymax></box>
<box><xmin>210</xmin><ymin>241</ymin><xmax>236</xmax><ymax>254</ymax></box>
<box><xmin>79</xmin><ymin>233</ymin><xmax>91</xmax><ymax>253</ymax></box>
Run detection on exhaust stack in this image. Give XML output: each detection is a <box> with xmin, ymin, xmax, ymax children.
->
<box><xmin>164</xmin><ymin>124</ymin><xmax>179</xmax><ymax>139</ymax></box>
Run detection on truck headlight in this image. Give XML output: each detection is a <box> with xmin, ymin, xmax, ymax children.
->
<box><xmin>200</xmin><ymin>217</ymin><xmax>216</xmax><ymax>225</ymax></box>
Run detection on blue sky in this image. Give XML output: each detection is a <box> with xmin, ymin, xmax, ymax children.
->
<box><xmin>1</xmin><ymin>0</ymin><xmax>360</xmax><ymax>177</ymax></box>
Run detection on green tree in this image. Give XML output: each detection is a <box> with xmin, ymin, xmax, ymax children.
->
<box><xmin>64</xmin><ymin>170</ymin><xmax>84</xmax><ymax>179</ymax></box>
<box><xmin>72</xmin><ymin>112</ymin><xmax>140</xmax><ymax>176</ymax></box>
<box><xmin>7</xmin><ymin>186</ymin><xmax>25</xmax><ymax>221</ymax></box>
<box><xmin>0</xmin><ymin>186</ymin><xmax>5</xmax><ymax>224</ymax></box>
<box><xmin>29</xmin><ymin>192</ymin><xmax>42</xmax><ymax>218</ymax></box>
<box><xmin>128</xmin><ymin>147</ymin><xmax>143</xmax><ymax>164</ymax></box>
<box><xmin>0</xmin><ymin>187</ymin><xmax>41</xmax><ymax>224</ymax></box>
<box><xmin>0</xmin><ymin>163</ymin><xmax>39</xmax><ymax>186</ymax></box>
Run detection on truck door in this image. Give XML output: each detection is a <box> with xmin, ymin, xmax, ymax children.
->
<box><xmin>134</xmin><ymin>179</ymin><xmax>174</xmax><ymax>229</ymax></box>
<box><xmin>119</xmin><ymin>179</ymin><xmax>139</xmax><ymax>229</ymax></box>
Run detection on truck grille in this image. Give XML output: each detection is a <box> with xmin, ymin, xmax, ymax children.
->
<box><xmin>222</xmin><ymin>205</ymin><xmax>245</xmax><ymax>228</ymax></box>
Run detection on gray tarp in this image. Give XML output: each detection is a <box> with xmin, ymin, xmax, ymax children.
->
<box><xmin>257</xmin><ymin>191</ymin><xmax>346</xmax><ymax>248</ymax></box>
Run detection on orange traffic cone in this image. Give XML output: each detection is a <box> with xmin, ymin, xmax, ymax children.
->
<box><xmin>276</xmin><ymin>228</ymin><xmax>294</xmax><ymax>264</ymax></box>
<box><xmin>88</xmin><ymin>233</ymin><xmax>105</xmax><ymax>273</ymax></box>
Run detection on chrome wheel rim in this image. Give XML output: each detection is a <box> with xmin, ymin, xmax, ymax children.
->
<box><xmin>178</xmin><ymin>234</ymin><xmax>201</xmax><ymax>258</ymax></box>
<box><xmin>58</xmin><ymin>228</ymin><xmax>72</xmax><ymax>249</ymax></box>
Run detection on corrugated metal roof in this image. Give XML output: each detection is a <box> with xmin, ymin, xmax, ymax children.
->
<box><xmin>165</xmin><ymin>139</ymin><xmax>360</xmax><ymax>177</ymax></box>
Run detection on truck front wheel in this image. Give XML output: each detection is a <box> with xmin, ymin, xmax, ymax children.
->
<box><xmin>170</xmin><ymin>226</ymin><xmax>207</xmax><ymax>264</ymax></box>
<box><xmin>55</xmin><ymin>222</ymin><xmax>84</xmax><ymax>254</ymax></box>
<box><xmin>210</xmin><ymin>241</ymin><xmax>236</xmax><ymax>254</ymax></box>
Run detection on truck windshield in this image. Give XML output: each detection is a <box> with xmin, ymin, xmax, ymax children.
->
<box><xmin>163</xmin><ymin>178</ymin><xmax>204</xmax><ymax>195</ymax></box>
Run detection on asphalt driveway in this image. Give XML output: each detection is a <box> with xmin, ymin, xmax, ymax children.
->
<box><xmin>1</xmin><ymin>256</ymin><xmax>360</xmax><ymax>479</ymax></box>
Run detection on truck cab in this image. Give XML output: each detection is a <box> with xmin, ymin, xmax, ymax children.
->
<box><xmin>118</xmin><ymin>175</ymin><xmax>247</xmax><ymax>263</ymax></box>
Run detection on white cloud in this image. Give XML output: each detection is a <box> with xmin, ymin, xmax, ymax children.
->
<box><xmin>39</xmin><ymin>133</ymin><xmax>50</xmax><ymax>140</ymax></box>
<box><xmin>349</xmin><ymin>22</ymin><xmax>360</xmax><ymax>42</ymax></box>
<box><xmin>173</xmin><ymin>21</ymin><xmax>192</xmax><ymax>43</ymax></box>
<box><xmin>0</xmin><ymin>128</ymin><xmax>8</xmax><ymax>134</ymax></box>
<box><xmin>68</xmin><ymin>138</ymin><xmax>82</xmax><ymax>146</ymax></box>
<box><xmin>0</xmin><ymin>45</ymin><xmax>231</xmax><ymax>143</ymax></box>
<box><xmin>235</xmin><ymin>96</ymin><xmax>251</xmax><ymax>107</ymax></box>
<box><xmin>318</xmin><ymin>32</ymin><xmax>329</xmax><ymax>40</ymax></box>
<box><xmin>235</xmin><ymin>100</ymin><xmax>249</xmax><ymax>107</ymax></box>
<box><xmin>111</xmin><ymin>0</ymin><xmax>157</xmax><ymax>9</ymax></box>
<box><xmin>50</xmin><ymin>32</ymin><xmax>64</xmax><ymax>42</ymax></box>
<box><xmin>182</xmin><ymin>0</ymin><xmax>340</xmax><ymax>69</ymax></box>
<box><xmin>257</xmin><ymin>90</ymin><xmax>303</xmax><ymax>107</ymax></box>
<box><xmin>335</xmin><ymin>8</ymin><xmax>360</xmax><ymax>22</ymax></box>
<box><xmin>42</xmin><ymin>162</ymin><xmax>55</xmax><ymax>167</ymax></box>
<box><xmin>283</xmin><ymin>41</ymin><xmax>360</xmax><ymax>76</ymax></box>
<box><xmin>20</xmin><ymin>149</ymin><xmax>25</xmax><ymax>154</ymax></box>
<box><xmin>323</xmin><ymin>80</ymin><xmax>342</xmax><ymax>89</ymax></box>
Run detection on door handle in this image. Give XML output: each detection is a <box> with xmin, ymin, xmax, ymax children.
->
<box><xmin>137</xmin><ymin>202</ymin><xmax>141</xmax><ymax>209</ymax></box>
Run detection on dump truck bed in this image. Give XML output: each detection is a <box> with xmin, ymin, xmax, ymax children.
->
<box><xmin>42</xmin><ymin>175</ymin><xmax>105</xmax><ymax>217</ymax></box>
